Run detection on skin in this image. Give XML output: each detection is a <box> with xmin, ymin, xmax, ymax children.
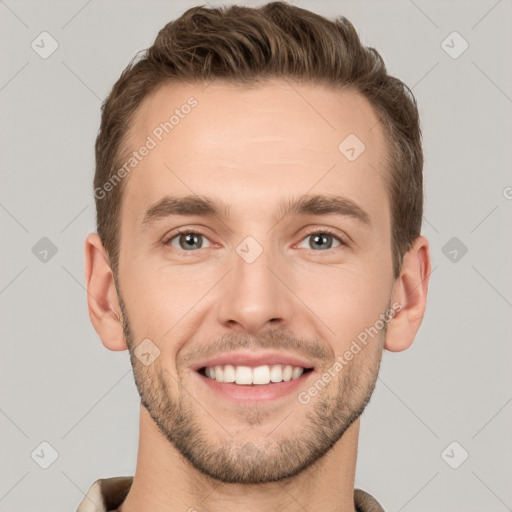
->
<box><xmin>84</xmin><ymin>80</ymin><xmax>431</xmax><ymax>512</ymax></box>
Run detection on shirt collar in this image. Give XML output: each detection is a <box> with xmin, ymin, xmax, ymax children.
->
<box><xmin>76</xmin><ymin>476</ymin><xmax>385</xmax><ymax>512</ymax></box>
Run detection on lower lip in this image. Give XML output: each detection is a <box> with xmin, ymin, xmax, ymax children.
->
<box><xmin>195</xmin><ymin>371</ymin><xmax>313</xmax><ymax>405</ymax></box>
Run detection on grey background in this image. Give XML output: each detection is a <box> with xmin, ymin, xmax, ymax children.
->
<box><xmin>1</xmin><ymin>0</ymin><xmax>511</xmax><ymax>511</ymax></box>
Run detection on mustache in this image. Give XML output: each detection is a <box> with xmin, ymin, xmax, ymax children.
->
<box><xmin>180</xmin><ymin>329</ymin><xmax>330</xmax><ymax>367</ymax></box>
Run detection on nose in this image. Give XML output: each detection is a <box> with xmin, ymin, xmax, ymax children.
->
<box><xmin>216</xmin><ymin>241</ymin><xmax>294</xmax><ymax>335</ymax></box>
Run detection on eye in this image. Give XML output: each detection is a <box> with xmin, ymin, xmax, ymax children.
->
<box><xmin>162</xmin><ymin>227</ymin><xmax>347</xmax><ymax>254</ymax></box>
<box><xmin>297</xmin><ymin>229</ymin><xmax>345</xmax><ymax>251</ymax></box>
<box><xmin>165</xmin><ymin>230</ymin><xmax>213</xmax><ymax>252</ymax></box>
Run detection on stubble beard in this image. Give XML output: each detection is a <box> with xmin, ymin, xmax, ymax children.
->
<box><xmin>119</xmin><ymin>297</ymin><xmax>385</xmax><ymax>484</ymax></box>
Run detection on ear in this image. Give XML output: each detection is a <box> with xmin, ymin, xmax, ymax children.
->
<box><xmin>385</xmin><ymin>235</ymin><xmax>431</xmax><ymax>352</ymax></box>
<box><xmin>84</xmin><ymin>233</ymin><xmax>127</xmax><ymax>351</ymax></box>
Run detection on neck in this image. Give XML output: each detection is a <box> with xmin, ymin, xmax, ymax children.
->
<box><xmin>120</xmin><ymin>405</ymin><xmax>359</xmax><ymax>512</ymax></box>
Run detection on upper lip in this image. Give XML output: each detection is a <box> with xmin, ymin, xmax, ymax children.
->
<box><xmin>191</xmin><ymin>350</ymin><xmax>315</xmax><ymax>371</ymax></box>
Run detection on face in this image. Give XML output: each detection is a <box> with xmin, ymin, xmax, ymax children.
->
<box><xmin>116</xmin><ymin>80</ymin><xmax>395</xmax><ymax>483</ymax></box>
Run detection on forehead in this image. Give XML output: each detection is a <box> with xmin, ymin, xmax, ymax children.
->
<box><xmin>120</xmin><ymin>79</ymin><xmax>389</xmax><ymax>230</ymax></box>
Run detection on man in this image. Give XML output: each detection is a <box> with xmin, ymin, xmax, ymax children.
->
<box><xmin>80</xmin><ymin>2</ymin><xmax>431</xmax><ymax>511</ymax></box>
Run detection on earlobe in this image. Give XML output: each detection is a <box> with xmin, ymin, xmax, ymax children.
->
<box><xmin>385</xmin><ymin>235</ymin><xmax>431</xmax><ymax>352</ymax></box>
<box><xmin>84</xmin><ymin>233</ymin><xmax>128</xmax><ymax>351</ymax></box>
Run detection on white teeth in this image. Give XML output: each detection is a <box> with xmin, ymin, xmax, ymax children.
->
<box><xmin>235</xmin><ymin>366</ymin><xmax>253</xmax><ymax>385</ymax></box>
<box><xmin>203</xmin><ymin>364</ymin><xmax>307</xmax><ymax>385</ymax></box>
<box><xmin>223</xmin><ymin>364</ymin><xmax>236</xmax><ymax>383</ymax></box>
<box><xmin>291</xmin><ymin>367</ymin><xmax>304</xmax><ymax>379</ymax></box>
<box><xmin>214</xmin><ymin>365</ymin><xmax>224</xmax><ymax>381</ymax></box>
<box><xmin>253</xmin><ymin>365</ymin><xmax>271</xmax><ymax>385</ymax></box>
<box><xmin>282</xmin><ymin>365</ymin><xmax>293</xmax><ymax>381</ymax></box>
<box><xmin>269</xmin><ymin>364</ymin><xmax>283</xmax><ymax>383</ymax></box>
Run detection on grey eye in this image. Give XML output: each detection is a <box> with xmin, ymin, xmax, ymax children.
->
<box><xmin>298</xmin><ymin>232</ymin><xmax>342</xmax><ymax>251</ymax></box>
<box><xmin>169</xmin><ymin>232</ymin><xmax>212</xmax><ymax>251</ymax></box>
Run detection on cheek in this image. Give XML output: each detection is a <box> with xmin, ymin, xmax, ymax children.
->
<box><xmin>120</xmin><ymin>260</ymin><xmax>217</xmax><ymax>353</ymax></box>
<box><xmin>118</xmin><ymin>256</ymin><xmax>175</xmax><ymax>344</ymax></box>
<box><xmin>292</xmin><ymin>264</ymin><xmax>391</xmax><ymax>349</ymax></box>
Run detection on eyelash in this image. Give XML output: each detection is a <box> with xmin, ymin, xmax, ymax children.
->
<box><xmin>162</xmin><ymin>227</ymin><xmax>348</xmax><ymax>254</ymax></box>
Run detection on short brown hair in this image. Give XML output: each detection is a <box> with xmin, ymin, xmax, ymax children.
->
<box><xmin>94</xmin><ymin>1</ymin><xmax>423</xmax><ymax>279</ymax></box>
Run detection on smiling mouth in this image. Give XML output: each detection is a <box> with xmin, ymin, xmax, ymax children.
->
<box><xmin>198</xmin><ymin>364</ymin><xmax>314</xmax><ymax>385</ymax></box>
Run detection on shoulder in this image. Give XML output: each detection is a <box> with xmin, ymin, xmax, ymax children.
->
<box><xmin>354</xmin><ymin>488</ymin><xmax>386</xmax><ymax>512</ymax></box>
<box><xmin>76</xmin><ymin>476</ymin><xmax>133</xmax><ymax>512</ymax></box>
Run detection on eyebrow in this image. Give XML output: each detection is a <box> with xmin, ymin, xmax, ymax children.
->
<box><xmin>141</xmin><ymin>193</ymin><xmax>371</xmax><ymax>229</ymax></box>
